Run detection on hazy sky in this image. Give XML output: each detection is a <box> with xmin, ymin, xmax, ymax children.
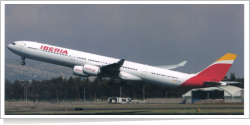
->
<box><xmin>5</xmin><ymin>4</ymin><xmax>244</xmax><ymax>78</ymax></box>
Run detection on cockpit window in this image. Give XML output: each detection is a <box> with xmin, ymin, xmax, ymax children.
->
<box><xmin>12</xmin><ymin>43</ymin><xmax>15</xmax><ymax>45</ymax></box>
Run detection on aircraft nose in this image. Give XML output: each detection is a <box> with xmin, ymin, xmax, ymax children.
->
<box><xmin>7</xmin><ymin>44</ymin><xmax>11</xmax><ymax>49</ymax></box>
<box><xmin>7</xmin><ymin>43</ymin><xmax>15</xmax><ymax>51</ymax></box>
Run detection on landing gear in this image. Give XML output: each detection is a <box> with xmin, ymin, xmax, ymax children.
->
<box><xmin>21</xmin><ymin>61</ymin><xmax>25</xmax><ymax>65</ymax></box>
<box><xmin>21</xmin><ymin>57</ymin><xmax>26</xmax><ymax>66</ymax></box>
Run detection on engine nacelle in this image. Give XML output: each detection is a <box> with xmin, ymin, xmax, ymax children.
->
<box><xmin>82</xmin><ymin>64</ymin><xmax>101</xmax><ymax>76</ymax></box>
<box><xmin>73</xmin><ymin>65</ymin><xmax>89</xmax><ymax>77</ymax></box>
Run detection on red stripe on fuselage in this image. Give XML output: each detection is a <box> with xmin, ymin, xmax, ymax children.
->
<box><xmin>178</xmin><ymin>63</ymin><xmax>232</xmax><ymax>88</ymax></box>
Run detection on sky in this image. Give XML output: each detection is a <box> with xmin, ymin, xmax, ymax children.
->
<box><xmin>4</xmin><ymin>4</ymin><xmax>245</xmax><ymax>78</ymax></box>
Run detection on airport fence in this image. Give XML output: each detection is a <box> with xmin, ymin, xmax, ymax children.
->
<box><xmin>5</xmin><ymin>99</ymin><xmax>109</xmax><ymax>103</ymax></box>
<box><xmin>5</xmin><ymin>98</ymin><xmax>183</xmax><ymax>104</ymax></box>
<box><xmin>132</xmin><ymin>98</ymin><xmax>182</xmax><ymax>104</ymax></box>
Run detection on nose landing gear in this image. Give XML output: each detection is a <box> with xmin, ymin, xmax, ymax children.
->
<box><xmin>21</xmin><ymin>57</ymin><xmax>26</xmax><ymax>66</ymax></box>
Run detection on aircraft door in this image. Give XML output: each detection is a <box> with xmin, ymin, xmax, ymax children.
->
<box><xmin>141</xmin><ymin>67</ymin><xmax>147</xmax><ymax>76</ymax></box>
<box><xmin>70</xmin><ymin>53</ymin><xmax>77</xmax><ymax>61</ymax></box>
<box><xmin>18</xmin><ymin>42</ymin><xmax>25</xmax><ymax>50</ymax></box>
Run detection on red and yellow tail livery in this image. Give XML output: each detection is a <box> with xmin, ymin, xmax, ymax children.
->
<box><xmin>179</xmin><ymin>53</ymin><xmax>237</xmax><ymax>88</ymax></box>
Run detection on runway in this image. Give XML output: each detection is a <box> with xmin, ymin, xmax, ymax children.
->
<box><xmin>5</xmin><ymin>101</ymin><xmax>244</xmax><ymax>115</ymax></box>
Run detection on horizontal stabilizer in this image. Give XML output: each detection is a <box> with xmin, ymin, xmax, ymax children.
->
<box><xmin>219</xmin><ymin>81</ymin><xmax>241</xmax><ymax>85</ymax></box>
<box><xmin>203</xmin><ymin>81</ymin><xmax>241</xmax><ymax>87</ymax></box>
<box><xmin>157</xmin><ymin>61</ymin><xmax>187</xmax><ymax>70</ymax></box>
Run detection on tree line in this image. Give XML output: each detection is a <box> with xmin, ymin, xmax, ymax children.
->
<box><xmin>5</xmin><ymin>73</ymin><xmax>244</xmax><ymax>101</ymax></box>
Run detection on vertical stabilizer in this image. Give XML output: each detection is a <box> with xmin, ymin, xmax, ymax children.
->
<box><xmin>196</xmin><ymin>53</ymin><xmax>237</xmax><ymax>81</ymax></box>
<box><xmin>179</xmin><ymin>53</ymin><xmax>237</xmax><ymax>88</ymax></box>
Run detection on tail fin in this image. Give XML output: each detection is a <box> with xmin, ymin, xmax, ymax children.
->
<box><xmin>196</xmin><ymin>53</ymin><xmax>237</xmax><ymax>81</ymax></box>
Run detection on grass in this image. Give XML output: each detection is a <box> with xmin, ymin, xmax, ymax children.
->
<box><xmin>5</xmin><ymin>103</ymin><xmax>244</xmax><ymax>115</ymax></box>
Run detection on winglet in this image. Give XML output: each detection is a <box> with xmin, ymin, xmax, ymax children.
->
<box><xmin>117</xmin><ymin>59</ymin><xmax>125</xmax><ymax>66</ymax></box>
<box><xmin>178</xmin><ymin>61</ymin><xmax>187</xmax><ymax>66</ymax></box>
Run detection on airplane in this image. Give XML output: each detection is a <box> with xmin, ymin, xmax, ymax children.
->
<box><xmin>7</xmin><ymin>41</ymin><xmax>239</xmax><ymax>89</ymax></box>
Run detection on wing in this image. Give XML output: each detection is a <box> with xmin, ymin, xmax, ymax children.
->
<box><xmin>100</xmin><ymin>59</ymin><xmax>125</xmax><ymax>79</ymax></box>
<box><xmin>157</xmin><ymin>61</ymin><xmax>187</xmax><ymax>70</ymax></box>
<box><xmin>101</xmin><ymin>59</ymin><xmax>141</xmax><ymax>81</ymax></box>
<box><xmin>101</xmin><ymin>59</ymin><xmax>125</xmax><ymax>71</ymax></box>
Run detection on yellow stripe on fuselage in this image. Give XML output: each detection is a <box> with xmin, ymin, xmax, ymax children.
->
<box><xmin>215</xmin><ymin>53</ymin><xmax>237</xmax><ymax>62</ymax></box>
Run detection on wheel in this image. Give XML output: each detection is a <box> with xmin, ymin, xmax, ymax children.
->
<box><xmin>21</xmin><ymin>62</ymin><xmax>25</xmax><ymax>65</ymax></box>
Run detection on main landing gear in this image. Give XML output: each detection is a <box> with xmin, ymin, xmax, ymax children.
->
<box><xmin>21</xmin><ymin>56</ymin><xmax>26</xmax><ymax>66</ymax></box>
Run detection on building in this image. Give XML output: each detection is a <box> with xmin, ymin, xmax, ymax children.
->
<box><xmin>182</xmin><ymin>85</ymin><xmax>244</xmax><ymax>104</ymax></box>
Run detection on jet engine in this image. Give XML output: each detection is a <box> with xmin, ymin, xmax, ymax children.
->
<box><xmin>73</xmin><ymin>64</ymin><xmax>101</xmax><ymax>77</ymax></box>
<box><xmin>73</xmin><ymin>65</ymin><xmax>89</xmax><ymax>77</ymax></box>
<box><xmin>82</xmin><ymin>64</ymin><xmax>101</xmax><ymax>75</ymax></box>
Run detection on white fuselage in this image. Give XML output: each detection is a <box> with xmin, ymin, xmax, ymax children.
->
<box><xmin>7</xmin><ymin>41</ymin><xmax>193</xmax><ymax>88</ymax></box>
